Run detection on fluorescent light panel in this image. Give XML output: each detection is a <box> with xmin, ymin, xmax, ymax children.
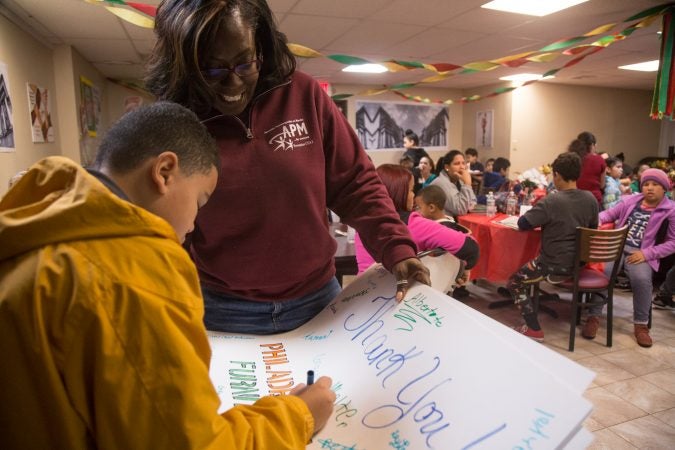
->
<box><xmin>342</xmin><ymin>64</ymin><xmax>388</xmax><ymax>74</ymax></box>
<box><xmin>618</xmin><ymin>60</ymin><xmax>659</xmax><ymax>72</ymax></box>
<box><xmin>499</xmin><ymin>73</ymin><xmax>553</xmax><ymax>82</ymax></box>
<box><xmin>481</xmin><ymin>0</ymin><xmax>589</xmax><ymax>17</ymax></box>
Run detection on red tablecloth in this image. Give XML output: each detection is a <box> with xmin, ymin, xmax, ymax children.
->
<box><xmin>458</xmin><ymin>213</ymin><xmax>541</xmax><ymax>283</ymax></box>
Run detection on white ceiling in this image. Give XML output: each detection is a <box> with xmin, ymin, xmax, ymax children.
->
<box><xmin>0</xmin><ymin>0</ymin><xmax>667</xmax><ymax>94</ymax></box>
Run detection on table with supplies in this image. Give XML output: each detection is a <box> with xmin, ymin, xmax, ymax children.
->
<box><xmin>458</xmin><ymin>212</ymin><xmax>541</xmax><ymax>283</ymax></box>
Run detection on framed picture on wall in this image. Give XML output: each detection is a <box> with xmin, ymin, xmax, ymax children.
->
<box><xmin>354</xmin><ymin>100</ymin><xmax>448</xmax><ymax>150</ymax></box>
<box><xmin>26</xmin><ymin>83</ymin><xmax>54</xmax><ymax>143</ymax></box>
<box><xmin>476</xmin><ymin>110</ymin><xmax>493</xmax><ymax>148</ymax></box>
<box><xmin>0</xmin><ymin>61</ymin><xmax>15</xmax><ymax>152</ymax></box>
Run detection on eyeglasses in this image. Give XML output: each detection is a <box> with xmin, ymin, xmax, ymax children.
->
<box><xmin>201</xmin><ymin>58</ymin><xmax>262</xmax><ymax>81</ymax></box>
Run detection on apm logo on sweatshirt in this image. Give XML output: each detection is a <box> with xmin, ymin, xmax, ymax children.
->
<box><xmin>264</xmin><ymin>119</ymin><xmax>314</xmax><ymax>151</ymax></box>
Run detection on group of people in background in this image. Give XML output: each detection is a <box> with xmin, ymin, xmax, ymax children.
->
<box><xmin>2</xmin><ymin>0</ymin><xmax>675</xmax><ymax>445</ymax></box>
<box><xmin>2</xmin><ymin>0</ymin><xmax>432</xmax><ymax>448</ymax></box>
<box><xmin>395</xmin><ymin>129</ymin><xmax>675</xmax><ymax>349</ymax></box>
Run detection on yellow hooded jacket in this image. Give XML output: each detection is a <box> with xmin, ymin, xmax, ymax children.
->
<box><xmin>0</xmin><ymin>157</ymin><xmax>312</xmax><ymax>449</ymax></box>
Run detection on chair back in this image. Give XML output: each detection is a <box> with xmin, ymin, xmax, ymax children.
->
<box><xmin>419</xmin><ymin>251</ymin><xmax>461</xmax><ymax>294</ymax></box>
<box><xmin>576</xmin><ymin>226</ymin><xmax>628</xmax><ymax>263</ymax></box>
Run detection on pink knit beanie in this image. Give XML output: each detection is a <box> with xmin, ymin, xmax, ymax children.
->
<box><xmin>640</xmin><ymin>168</ymin><xmax>671</xmax><ymax>191</ymax></box>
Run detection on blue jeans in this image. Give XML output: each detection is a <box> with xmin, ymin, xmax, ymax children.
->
<box><xmin>201</xmin><ymin>278</ymin><xmax>341</xmax><ymax>334</ymax></box>
<box><xmin>589</xmin><ymin>245</ymin><xmax>653</xmax><ymax>324</ymax></box>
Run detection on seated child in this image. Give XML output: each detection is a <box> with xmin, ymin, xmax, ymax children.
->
<box><xmin>465</xmin><ymin>147</ymin><xmax>484</xmax><ymax>173</ymax></box>
<box><xmin>630</xmin><ymin>164</ymin><xmax>650</xmax><ymax>193</ymax></box>
<box><xmin>483</xmin><ymin>157</ymin><xmax>512</xmax><ymax>192</ymax></box>
<box><xmin>588</xmin><ymin>168</ymin><xmax>675</xmax><ymax>347</ymax></box>
<box><xmin>356</xmin><ymin>164</ymin><xmax>479</xmax><ymax>277</ymax></box>
<box><xmin>484</xmin><ymin>158</ymin><xmax>495</xmax><ymax>174</ymax></box>
<box><xmin>416</xmin><ymin>185</ymin><xmax>474</xmax><ymax>297</ymax></box>
<box><xmin>478</xmin><ymin>157</ymin><xmax>521</xmax><ymax>205</ymax></box>
<box><xmin>508</xmin><ymin>152</ymin><xmax>599</xmax><ymax>342</ymax></box>
<box><xmin>602</xmin><ymin>157</ymin><xmax>628</xmax><ymax>210</ymax></box>
<box><xmin>0</xmin><ymin>102</ymin><xmax>335</xmax><ymax>449</ymax></box>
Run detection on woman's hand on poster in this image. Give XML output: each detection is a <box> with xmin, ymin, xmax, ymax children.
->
<box><xmin>393</xmin><ymin>258</ymin><xmax>431</xmax><ymax>302</ymax></box>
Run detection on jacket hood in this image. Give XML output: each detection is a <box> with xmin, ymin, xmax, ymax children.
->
<box><xmin>0</xmin><ymin>156</ymin><xmax>178</xmax><ymax>261</ymax></box>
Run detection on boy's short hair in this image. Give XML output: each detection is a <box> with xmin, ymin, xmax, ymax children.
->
<box><xmin>465</xmin><ymin>148</ymin><xmax>478</xmax><ymax>157</ymax></box>
<box><xmin>493</xmin><ymin>157</ymin><xmax>511</xmax><ymax>173</ymax></box>
<box><xmin>93</xmin><ymin>101</ymin><xmax>219</xmax><ymax>176</ymax></box>
<box><xmin>417</xmin><ymin>185</ymin><xmax>447</xmax><ymax>210</ymax></box>
<box><xmin>552</xmin><ymin>152</ymin><xmax>581</xmax><ymax>181</ymax></box>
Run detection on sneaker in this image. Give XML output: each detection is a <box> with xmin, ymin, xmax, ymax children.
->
<box><xmin>452</xmin><ymin>286</ymin><xmax>470</xmax><ymax>299</ymax></box>
<box><xmin>582</xmin><ymin>316</ymin><xmax>600</xmax><ymax>340</ymax></box>
<box><xmin>513</xmin><ymin>324</ymin><xmax>544</xmax><ymax>342</ymax></box>
<box><xmin>653</xmin><ymin>295</ymin><xmax>675</xmax><ymax>310</ymax></box>
<box><xmin>634</xmin><ymin>324</ymin><xmax>653</xmax><ymax>348</ymax></box>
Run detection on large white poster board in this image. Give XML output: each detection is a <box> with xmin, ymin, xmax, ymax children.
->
<box><xmin>209</xmin><ymin>266</ymin><xmax>594</xmax><ymax>449</ymax></box>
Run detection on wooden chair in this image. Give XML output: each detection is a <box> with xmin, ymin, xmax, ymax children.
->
<box><xmin>534</xmin><ymin>226</ymin><xmax>628</xmax><ymax>352</ymax></box>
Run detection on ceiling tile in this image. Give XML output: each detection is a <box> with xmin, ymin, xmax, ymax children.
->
<box><xmin>280</xmin><ymin>14</ymin><xmax>358</xmax><ymax>50</ymax></box>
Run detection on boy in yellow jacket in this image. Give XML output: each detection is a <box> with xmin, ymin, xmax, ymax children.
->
<box><xmin>0</xmin><ymin>102</ymin><xmax>334</xmax><ymax>449</ymax></box>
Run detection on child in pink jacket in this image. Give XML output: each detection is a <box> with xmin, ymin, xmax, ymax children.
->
<box><xmin>355</xmin><ymin>164</ymin><xmax>479</xmax><ymax>275</ymax></box>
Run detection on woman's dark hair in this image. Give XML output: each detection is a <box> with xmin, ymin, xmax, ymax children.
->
<box><xmin>434</xmin><ymin>156</ymin><xmax>445</xmax><ymax>176</ymax></box>
<box><xmin>376</xmin><ymin>164</ymin><xmax>413</xmax><ymax>211</ymax></box>
<box><xmin>404</xmin><ymin>129</ymin><xmax>419</xmax><ymax>146</ymax></box>
<box><xmin>577</xmin><ymin>131</ymin><xmax>596</xmax><ymax>147</ymax></box>
<box><xmin>145</xmin><ymin>0</ymin><xmax>296</xmax><ymax>114</ymax></box>
<box><xmin>568</xmin><ymin>139</ymin><xmax>587</xmax><ymax>158</ymax></box>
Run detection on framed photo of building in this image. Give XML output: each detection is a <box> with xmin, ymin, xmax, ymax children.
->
<box><xmin>354</xmin><ymin>100</ymin><xmax>448</xmax><ymax>150</ymax></box>
<box><xmin>476</xmin><ymin>110</ymin><xmax>493</xmax><ymax>148</ymax></box>
<box><xmin>0</xmin><ymin>61</ymin><xmax>15</xmax><ymax>152</ymax></box>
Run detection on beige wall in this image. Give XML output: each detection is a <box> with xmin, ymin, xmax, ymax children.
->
<box><xmin>460</xmin><ymin>83</ymin><xmax>513</xmax><ymax>163</ymax></box>
<box><xmin>0</xmin><ymin>13</ymin><xmax>153</xmax><ymax>195</ymax></box>
<box><xmin>510</xmin><ymin>83</ymin><xmax>661</xmax><ymax>174</ymax></box>
<box><xmin>0</xmin><ymin>13</ymin><xmax>61</xmax><ymax>195</ymax></box>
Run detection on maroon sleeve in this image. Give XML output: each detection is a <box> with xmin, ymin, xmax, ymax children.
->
<box><xmin>308</xmin><ymin>77</ymin><xmax>417</xmax><ymax>269</ymax></box>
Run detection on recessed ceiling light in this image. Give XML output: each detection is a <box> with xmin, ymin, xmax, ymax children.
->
<box><xmin>481</xmin><ymin>0</ymin><xmax>589</xmax><ymax>17</ymax></box>
<box><xmin>499</xmin><ymin>73</ymin><xmax>554</xmax><ymax>82</ymax></box>
<box><xmin>618</xmin><ymin>60</ymin><xmax>659</xmax><ymax>72</ymax></box>
<box><xmin>342</xmin><ymin>64</ymin><xmax>388</xmax><ymax>74</ymax></box>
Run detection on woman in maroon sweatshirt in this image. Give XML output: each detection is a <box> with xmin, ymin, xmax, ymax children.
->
<box><xmin>146</xmin><ymin>0</ymin><xmax>430</xmax><ymax>334</ymax></box>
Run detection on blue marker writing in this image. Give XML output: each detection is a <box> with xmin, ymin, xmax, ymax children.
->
<box><xmin>307</xmin><ymin>370</ymin><xmax>315</xmax><ymax>385</ymax></box>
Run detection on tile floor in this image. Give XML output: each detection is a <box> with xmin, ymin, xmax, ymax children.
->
<box><xmin>462</xmin><ymin>280</ymin><xmax>675</xmax><ymax>449</ymax></box>
<box><xmin>342</xmin><ymin>275</ymin><xmax>675</xmax><ymax>448</ymax></box>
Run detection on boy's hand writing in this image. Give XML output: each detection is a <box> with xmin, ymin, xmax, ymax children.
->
<box><xmin>291</xmin><ymin>376</ymin><xmax>336</xmax><ymax>435</ymax></box>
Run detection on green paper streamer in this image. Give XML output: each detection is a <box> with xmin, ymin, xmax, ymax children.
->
<box><xmin>328</xmin><ymin>55</ymin><xmax>371</xmax><ymax>65</ymax></box>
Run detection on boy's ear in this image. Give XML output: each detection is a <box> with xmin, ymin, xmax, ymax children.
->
<box><xmin>150</xmin><ymin>151</ymin><xmax>180</xmax><ymax>195</ymax></box>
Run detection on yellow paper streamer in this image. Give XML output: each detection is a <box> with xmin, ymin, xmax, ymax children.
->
<box><xmin>286</xmin><ymin>43</ymin><xmax>323</xmax><ymax>58</ymax></box>
<box><xmin>104</xmin><ymin>5</ymin><xmax>154</xmax><ymax>28</ymax></box>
